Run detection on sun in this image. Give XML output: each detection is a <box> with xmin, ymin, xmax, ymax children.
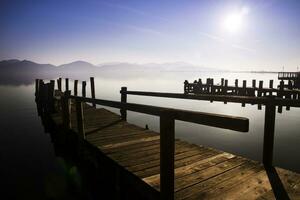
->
<box><xmin>223</xmin><ymin>13</ymin><xmax>243</xmax><ymax>33</ymax></box>
<box><xmin>222</xmin><ymin>7</ymin><xmax>249</xmax><ymax>34</ymax></box>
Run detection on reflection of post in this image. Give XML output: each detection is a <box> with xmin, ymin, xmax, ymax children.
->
<box><xmin>120</xmin><ymin>87</ymin><xmax>127</xmax><ymax>120</ymax></box>
<box><xmin>263</xmin><ymin>103</ymin><xmax>276</xmax><ymax>167</ymax></box>
<box><xmin>90</xmin><ymin>77</ymin><xmax>96</xmax><ymax>107</ymax></box>
<box><xmin>160</xmin><ymin>109</ymin><xmax>175</xmax><ymax>200</ymax></box>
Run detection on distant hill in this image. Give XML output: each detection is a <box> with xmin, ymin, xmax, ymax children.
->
<box><xmin>0</xmin><ymin>59</ymin><xmax>221</xmax><ymax>85</ymax></box>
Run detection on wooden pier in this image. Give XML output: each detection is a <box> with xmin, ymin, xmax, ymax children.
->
<box><xmin>36</xmin><ymin>77</ymin><xmax>300</xmax><ymax>200</ymax></box>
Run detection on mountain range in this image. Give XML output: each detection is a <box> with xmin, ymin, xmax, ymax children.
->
<box><xmin>0</xmin><ymin>59</ymin><xmax>222</xmax><ymax>85</ymax></box>
<box><xmin>0</xmin><ymin>59</ymin><xmax>219</xmax><ymax>74</ymax></box>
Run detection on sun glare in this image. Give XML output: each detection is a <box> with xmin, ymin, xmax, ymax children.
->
<box><xmin>222</xmin><ymin>7</ymin><xmax>249</xmax><ymax>34</ymax></box>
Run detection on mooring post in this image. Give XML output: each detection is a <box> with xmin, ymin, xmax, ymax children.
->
<box><xmin>224</xmin><ymin>80</ymin><xmax>228</xmax><ymax>104</ymax></box>
<box><xmin>258</xmin><ymin>81</ymin><xmax>263</xmax><ymax>110</ymax></box>
<box><xmin>263</xmin><ymin>102</ymin><xmax>276</xmax><ymax>167</ymax></box>
<box><xmin>57</xmin><ymin>78</ymin><xmax>62</xmax><ymax>91</ymax></box>
<box><xmin>242</xmin><ymin>80</ymin><xmax>246</xmax><ymax>107</ymax></box>
<box><xmin>278</xmin><ymin>81</ymin><xmax>284</xmax><ymax>113</ymax></box>
<box><xmin>184</xmin><ymin>80</ymin><xmax>188</xmax><ymax>94</ymax></box>
<box><xmin>198</xmin><ymin>79</ymin><xmax>203</xmax><ymax>93</ymax></box>
<box><xmin>74</xmin><ymin>80</ymin><xmax>78</xmax><ymax>96</ymax></box>
<box><xmin>35</xmin><ymin>79</ymin><xmax>40</xmax><ymax>100</ymax></box>
<box><xmin>48</xmin><ymin>80</ymin><xmax>55</xmax><ymax>113</ymax></box>
<box><xmin>62</xmin><ymin>91</ymin><xmax>71</xmax><ymax>129</ymax></box>
<box><xmin>160</xmin><ymin>109</ymin><xmax>175</xmax><ymax>200</ymax></box>
<box><xmin>65</xmin><ymin>78</ymin><xmax>69</xmax><ymax>93</ymax></box>
<box><xmin>75</xmin><ymin>99</ymin><xmax>85</xmax><ymax>139</ymax></box>
<box><xmin>120</xmin><ymin>87</ymin><xmax>127</xmax><ymax>120</ymax></box>
<box><xmin>90</xmin><ymin>77</ymin><xmax>96</xmax><ymax>107</ymax></box>
<box><xmin>235</xmin><ymin>79</ymin><xmax>238</xmax><ymax>95</ymax></box>
<box><xmin>82</xmin><ymin>81</ymin><xmax>86</xmax><ymax>97</ymax></box>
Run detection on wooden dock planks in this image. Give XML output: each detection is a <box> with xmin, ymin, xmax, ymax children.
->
<box><xmin>50</xmin><ymin>102</ymin><xmax>300</xmax><ymax>200</ymax></box>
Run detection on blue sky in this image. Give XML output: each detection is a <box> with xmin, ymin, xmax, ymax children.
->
<box><xmin>1</xmin><ymin>0</ymin><xmax>300</xmax><ymax>70</ymax></box>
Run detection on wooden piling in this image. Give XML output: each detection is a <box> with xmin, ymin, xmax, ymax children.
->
<box><xmin>160</xmin><ymin>110</ymin><xmax>175</xmax><ymax>200</ymax></box>
<box><xmin>82</xmin><ymin>81</ymin><xmax>86</xmax><ymax>97</ymax></box>
<box><xmin>242</xmin><ymin>80</ymin><xmax>246</xmax><ymax>107</ymax></box>
<box><xmin>263</xmin><ymin>103</ymin><xmax>276</xmax><ymax>167</ymax></box>
<box><xmin>48</xmin><ymin>80</ymin><xmax>55</xmax><ymax>113</ymax></box>
<box><xmin>235</xmin><ymin>79</ymin><xmax>238</xmax><ymax>95</ymax></box>
<box><xmin>65</xmin><ymin>78</ymin><xmax>69</xmax><ymax>92</ymax></box>
<box><xmin>90</xmin><ymin>77</ymin><xmax>96</xmax><ymax>107</ymax></box>
<box><xmin>278</xmin><ymin>81</ymin><xmax>284</xmax><ymax>113</ymax></box>
<box><xmin>258</xmin><ymin>81</ymin><xmax>263</xmax><ymax>110</ymax></box>
<box><xmin>35</xmin><ymin>79</ymin><xmax>40</xmax><ymax>99</ymax></box>
<box><xmin>57</xmin><ymin>78</ymin><xmax>62</xmax><ymax>91</ymax></box>
<box><xmin>75</xmin><ymin>99</ymin><xmax>85</xmax><ymax>139</ymax></box>
<box><xmin>61</xmin><ymin>91</ymin><xmax>71</xmax><ymax>129</ymax></box>
<box><xmin>120</xmin><ymin>87</ymin><xmax>127</xmax><ymax>120</ymax></box>
<box><xmin>74</xmin><ymin>80</ymin><xmax>78</xmax><ymax>96</ymax></box>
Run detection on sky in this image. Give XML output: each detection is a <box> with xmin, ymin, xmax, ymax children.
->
<box><xmin>1</xmin><ymin>0</ymin><xmax>300</xmax><ymax>71</ymax></box>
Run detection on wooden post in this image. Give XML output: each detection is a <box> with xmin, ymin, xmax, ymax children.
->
<box><xmin>61</xmin><ymin>91</ymin><xmax>71</xmax><ymax>129</ymax></box>
<box><xmin>90</xmin><ymin>77</ymin><xmax>96</xmax><ymax>107</ymax></box>
<box><xmin>74</xmin><ymin>80</ymin><xmax>78</xmax><ymax>96</ymax></box>
<box><xmin>184</xmin><ymin>80</ymin><xmax>188</xmax><ymax>94</ymax></box>
<box><xmin>198</xmin><ymin>79</ymin><xmax>203</xmax><ymax>93</ymax></box>
<box><xmin>120</xmin><ymin>87</ymin><xmax>127</xmax><ymax>120</ymax></box>
<box><xmin>76</xmin><ymin>99</ymin><xmax>85</xmax><ymax>139</ymax></box>
<box><xmin>82</xmin><ymin>81</ymin><xmax>86</xmax><ymax>97</ymax></box>
<box><xmin>235</xmin><ymin>79</ymin><xmax>238</xmax><ymax>95</ymax></box>
<box><xmin>278</xmin><ymin>81</ymin><xmax>283</xmax><ymax>113</ymax></box>
<box><xmin>65</xmin><ymin>78</ymin><xmax>69</xmax><ymax>92</ymax></box>
<box><xmin>258</xmin><ymin>81</ymin><xmax>263</xmax><ymax>110</ymax></box>
<box><xmin>160</xmin><ymin>109</ymin><xmax>175</xmax><ymax>200</ymax></box>
<box><xmin>48</xmin><ymin>80</ymin><xmax>55</xmax><ymax>113</ymax></box>
<box><xmin>242</xmin><ymin>80</ymin><xmax>246</xmax><ymax>107</ymax></box>
<box><xmin>269</xmin><ymin>80</ymin><xmax>274</xmax><ymax>96</ymax></box>
<box><xmin>263</xmin><ymin>103</ymin><xmax>276</xmax><ymax>167</ymax></box>
<box><xmin>57</xmin><ymin>78</ymin><xmax>62</xmax><ymax>91</ymax></box>
<box><xmin>252</xmin><ymin>79</ymin><xmax>256</xmax><ymax>88</ymax></box>
<box><xmin>35</xmin><ymin>79</ymin><xmax>40</xmax><ymax>100</ymax></box>
<box><xmin>211</xmin><ymin>78</ymin><xmax>214</xmax><ymax>95</ymax></box>
<box><xmin>224</xmin><ymin>80</ymin><xmax>228</xmax><ymax>104</ymax></box>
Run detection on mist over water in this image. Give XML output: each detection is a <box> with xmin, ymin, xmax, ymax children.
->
<box><xmin>1</xmin><ymin>71</ymin><xmax>300</xmax><ymax>198</ymax></box>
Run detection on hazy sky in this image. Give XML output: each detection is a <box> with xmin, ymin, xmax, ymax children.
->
<box><xmin>1</xmin><ymin>0</ymin><xmax>300</xmax><ymax>70</ymax></box>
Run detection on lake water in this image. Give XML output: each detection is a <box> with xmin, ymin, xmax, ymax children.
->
<box><xmin>1</xmin><ymin>71</ymin><xmax>300</xmax><ymax>198</ymax></box>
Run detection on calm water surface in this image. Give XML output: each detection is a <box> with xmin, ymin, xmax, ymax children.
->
<box><xmin>1</xmin><ymin>72</ymin><xmax>299</xmax><ymax>198</ymax></box>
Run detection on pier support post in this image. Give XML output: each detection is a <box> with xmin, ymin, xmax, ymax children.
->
<box><xmin>74</xmin><ymin>80</ymin><xmax>78</xmax><ymax>96</ymax></box>
<box><xmin>48</xmin><ymin>80</ymin><xmax>55</xmax><ymax>113</ymax></box>
<box><xmin>35</xmin><ymin>79</ymin><xmax>40</xmax><ymax>100</ymax></box>
<box><xmin>65</xmin><ymin>78</ymin><xmax>69</xmax><ymax>92</ymax></box>
<box><xmin>76</xmin><ymin>99</ymin><xmax>85</xmax><ymax>139</ymax></box>
<box><xmin>57</xmin><ymin>78</ymin><xmax>62</xmax><ymax>91</ymax></box>
<box><xmin>160</xmin><ymin>109</ymin><xmax>175</xmax><ymax>200</ymax></box>
<box><xmin>90</xmin><ymin>77</ymin><xmax>96</xmax><ymax>107</ymax></box>
<box><xmin>120</xmin><ymin>87</ymin><xmax>127</xmax><ymax>120</ymax></box>
<box><xmin>263</xmin><ymin>103</ymin><xmax>276</xmax><ymax>167</ymax></box>
<box><xmin>62</xmin><ymin>91</ymin><xmax>71</xmax><ymax>129</ymax></box>
<box><xmin>82</xmin><ymin>81</ymin><xmax>86</xmax><ymax>97</ymax></box>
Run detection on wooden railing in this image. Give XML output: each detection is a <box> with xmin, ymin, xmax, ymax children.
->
<box><xmin>120</xmin><ymin>88</ymin><xmax>300</xmax><ymax>169</ymax></box>
<box><xmin>62</xmin><ymin>93</ymin><xmax>248</xmax><ymax>200</ymax></box>
<box><xmin>35</xmin><ymin>78</ymin><xmax>249</xmax><ymax>200</ymax></box>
